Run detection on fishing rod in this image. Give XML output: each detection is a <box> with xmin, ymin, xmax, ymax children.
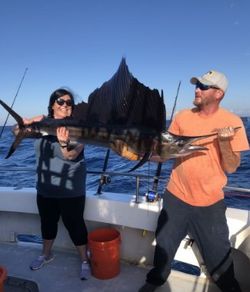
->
<box><xmin>145</xmin><ymin>162</ymin><xmax>162</xmax><ymax>202</ymax></box>
<box><xmin>169</xmin><ymin>80</ymin><xmax>181</xmax><ymax>123</ymax></box>
<box><xmin>146</xmin><ymin>84</ymin><xmax>181</xmax><ymax>202</ymax></box>
<box><xmin>96</xmin><ymin>149</ymin><xmax>111</xmax><ymax>194</ymax></box>
<box><xmin>0</xmin><ymin>67</ymin><xmax>28</xmax><ymax>139</ymax></box>
<box><xmin>146</xmin><ymin>90</ymin><xmax>165</xmax><ymax>202</ymax></box>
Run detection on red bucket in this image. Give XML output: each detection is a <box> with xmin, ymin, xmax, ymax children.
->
<box><xmin>88</xmin><ymin>228</ymin><xmax>121</xmax><ymax>279</ymax></box>
<box><xmin>0</xmin><ymin>266</ymin><xmax>7</xmax><ymax>292</ymax></box>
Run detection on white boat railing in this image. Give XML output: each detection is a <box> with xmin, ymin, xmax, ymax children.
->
<box><xmin>0</xmin><ymin>167</ymin><xmax>249</xmax><ymax>204</ymax></box>
<box><xmin>0</xmin><ymin>166</ymin><xmax>165</xmax><ymax>203</ymax></box>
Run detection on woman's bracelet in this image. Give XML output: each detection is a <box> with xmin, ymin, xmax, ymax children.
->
<box><xmin>59</xmin><ymin>140</ymin><xmax>70</xmax><ymax>148</ymax></box>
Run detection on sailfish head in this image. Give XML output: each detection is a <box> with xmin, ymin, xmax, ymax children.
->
<box><xmin>157</xmin><ymin>131</ymin><xmax>218</xmax><ymax>160</ymax></box>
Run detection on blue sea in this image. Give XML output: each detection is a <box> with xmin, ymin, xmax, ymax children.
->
<box><xmin>0</xmin><ymin>119</ymin><xmax>250</xmax><ymax>210</ymax></box>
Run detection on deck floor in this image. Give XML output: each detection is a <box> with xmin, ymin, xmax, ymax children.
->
<box><xmin>2</xmin><ymin>241</ymin><xmax>248</xmax><ymax>292</ymax></box>
<box><xmin>0</xmin><ymin>242</ymin><xmax>151</xmax><ymax>292</ymax></box>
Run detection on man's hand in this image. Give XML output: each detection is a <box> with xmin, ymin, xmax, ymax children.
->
<box><xmin>217</xmin><ymin>126</ymin><xmax>240</xmax><ymax>173</ymax></box>
<box><xmin>217</xmin><ymin>126</ymin><xmax>235</xmax><ymax>141</ymax></box>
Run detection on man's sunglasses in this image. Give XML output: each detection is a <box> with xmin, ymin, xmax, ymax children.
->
<box><xmin>195</xmin><ymin>82</ymin><xmax>218</xmax><ymax>91</ymax></box>
<box><xmin>56</xmin><ymin>98</ymin><xmax>73</xmax><ymax>107</ymax></box>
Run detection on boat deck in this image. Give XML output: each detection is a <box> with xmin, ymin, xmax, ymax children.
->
<box><xmin>0</xmin><ymin>242</ymin><xmax>222</xmax><ymax>292</ymax></box>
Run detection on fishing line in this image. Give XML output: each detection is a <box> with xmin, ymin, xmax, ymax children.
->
<box><xmin>0</xmin><ymin>67</ymin><xmax>28</xmax><ymax>139</ymax></box>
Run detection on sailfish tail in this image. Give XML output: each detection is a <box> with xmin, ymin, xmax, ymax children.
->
<box><xmin>5</xmin><ymin>131</ymin><xmax>26</xmax><ymax>158</ymax></box>
<box><xmin>0</xmin><ymin>99</ymin><xmax>25</xmax><ymax>158</ymax></box>
<box><xmin>0</xmin><ymin>99</ymin><xmax>24</xmax><ymax>127</ymax></box>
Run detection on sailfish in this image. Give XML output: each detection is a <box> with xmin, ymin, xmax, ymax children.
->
<box><xmin>0</xmin><ymin>58</ymin><xmax>215</xmax><ymax>170</ymax></box>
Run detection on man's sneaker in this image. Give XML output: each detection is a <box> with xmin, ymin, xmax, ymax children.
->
<box><xmin>30</xmin><ymin>254</ymin><xmax>54</xmax><ymax>270</ymax></box>
<box><xmin>80</xmin><ymin>260</ymin><xmax>91</xmax><ymax>280</ymax></box>
<box><xmin>138</xmin><ymin>282</ymin><xmax>158</xmax><ymax>292</ymax></box>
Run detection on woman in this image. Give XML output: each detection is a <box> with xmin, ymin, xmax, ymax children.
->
<box><xmin>24</xmin><ymin>88</ymin><xmax>90</xmax><ymax>280</ymax></box>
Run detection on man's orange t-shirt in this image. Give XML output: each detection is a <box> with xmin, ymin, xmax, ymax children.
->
<box><xmin>167</xmin><ymin>107</ymin><xmax>249</xmax><ymax>206</ymax></box>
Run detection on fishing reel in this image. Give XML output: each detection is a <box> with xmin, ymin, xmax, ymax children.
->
<box><xmin>99</xmin><ymin>174</ymin><xmax>111</xmax><ymax>186</ymax></box>
<box><xmin>96</xmin><ymin>174</ymin><xmax>111</xmax><ymax>195</ymax></box>
<box><xmin>145</xmin><ymin>190</ymin><xmax>161</xmax><ymax>203</ymax></box>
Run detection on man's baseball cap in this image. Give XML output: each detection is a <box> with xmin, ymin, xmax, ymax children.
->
<box><xmin>190</xmin><ymin>70</ymin><xmax>228</xmax><ymax>92</ymax></box>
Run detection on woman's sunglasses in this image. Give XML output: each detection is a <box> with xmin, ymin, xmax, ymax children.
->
<box><xmin>195</xmin><ymin>82</ymin><xmax>218</xmax><ymax>91</ymax></box>
<box><xmin>56</xmin><ymin>98</ymin><xmax>73</xmax><ymax>107</ymax></box>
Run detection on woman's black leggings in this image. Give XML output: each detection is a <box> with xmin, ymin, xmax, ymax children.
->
<box><xmin>37</xmin><ymin>194</ymin><xmax>88</xmax><ymax>246</ymax></box>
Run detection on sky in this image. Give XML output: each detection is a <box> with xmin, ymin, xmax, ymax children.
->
<box><xmin>0</xmin><ymin>0</ymin><xmax>250</xmax><ymax>125</ymax></box>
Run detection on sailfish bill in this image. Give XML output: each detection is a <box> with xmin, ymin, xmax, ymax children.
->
<box><xmin>0</xmin><ymin>58</ymin><xmax>224</xmax><ymax>170</ymax></box>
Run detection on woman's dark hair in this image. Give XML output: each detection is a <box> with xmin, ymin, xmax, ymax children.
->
<box><xmin>48</xmin><ymin>88</ymin><xmax>75</xmax><ymax>118</ymax></box>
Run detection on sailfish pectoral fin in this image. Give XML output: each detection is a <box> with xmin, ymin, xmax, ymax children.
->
<box><xmin>128</xmin><ymin>152</ymin><xmax>152</xmax><ymax>172</ymax></box>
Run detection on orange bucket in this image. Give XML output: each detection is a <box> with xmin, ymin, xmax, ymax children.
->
<box><xmin>88</xmin><ymin>228</ymin><xmax>121</xmax><ymax>279</ymax></box>
<box><xmin>0</xmin><ymin>266</ymin><xmax>7</xmax><ymax>292</ymax></box>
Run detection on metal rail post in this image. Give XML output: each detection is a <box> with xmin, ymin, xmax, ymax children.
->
<box><xmin>134</xmin><ymin>175</ymin><xmax>140</xmax><ymax>204</ymax></box>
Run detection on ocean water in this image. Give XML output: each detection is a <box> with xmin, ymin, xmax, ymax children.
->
<box><xmin>0</xmin><ymin>119</ymin><xmax>249</xmax><ymax>210</ymax></box>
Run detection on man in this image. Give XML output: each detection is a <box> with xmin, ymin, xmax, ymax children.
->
<box><xmin>139</xmin><ymin>70</ymin><xmax>249</xmax><ymax>292</ymax></box>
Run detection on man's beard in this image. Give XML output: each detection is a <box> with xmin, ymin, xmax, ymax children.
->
<box><xmin>193</xmin><ymin>99</ymin><xmax>201</xmax><ymax>108</ymax></box>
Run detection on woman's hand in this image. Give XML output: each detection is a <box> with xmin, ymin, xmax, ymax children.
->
<box><xmin>57</xmin><ymin>127</ymin><xmax>70</xmax><ymax>146</ymax></box>
<box><xmin>57</xmin><ymin>127</ymin><xmax>84</xmax><ymax>160</ymax></box>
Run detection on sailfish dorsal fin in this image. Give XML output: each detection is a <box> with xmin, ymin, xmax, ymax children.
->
<box><xmin>73</xmin><ymin>58</ymin><xmax>166</xmax><ymax>132</ymax></box>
